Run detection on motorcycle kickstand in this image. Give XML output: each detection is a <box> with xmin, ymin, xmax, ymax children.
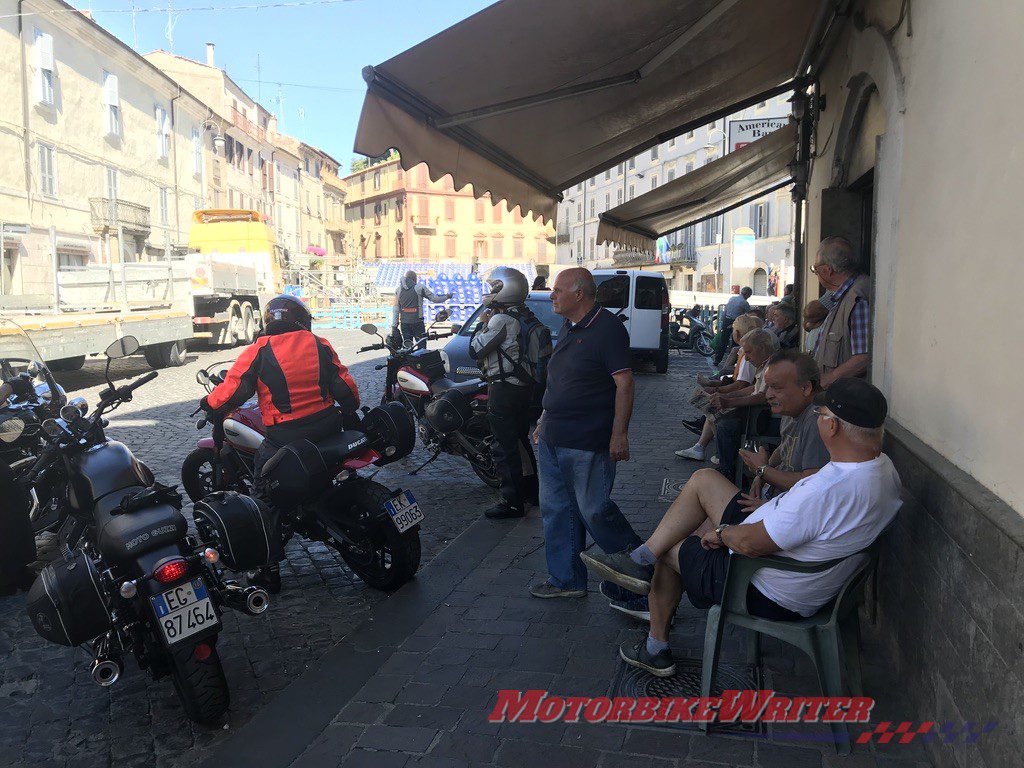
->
<box><xmin>409</xmin><ymin>449</ymin><xmax>442</xmax><ymax>476</ymax></box>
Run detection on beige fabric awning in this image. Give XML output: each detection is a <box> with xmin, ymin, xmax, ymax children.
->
<box><xmin>354</xmin><ymin>0</ymin><xmax>832</xmax><ymax>223</ymax></box>
<box><xmin>597</xmin><ymin>123</ymin><xmax>798</xmax><ymax>254</ymax></box>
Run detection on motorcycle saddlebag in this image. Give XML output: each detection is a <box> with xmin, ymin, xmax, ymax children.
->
<box><xmin>193</xmin><ymin>491</ymin><xmax>280</xmax><ymax>571</ymax></box>
<box><xmin>362</xmin><ymin>401</ymin><xmax>416</xmax><ymax>465</ymax></box>
<box><xmin>26</xmin><ymin>549</ymin><xmax>110</xmax><ymax>646</ymax></box>
<box><xmin>259</xmin><ymin>439</ymin><xmax>332</xmax><ymax>507</ymax></box>
<box><xmin>424</xmin><ymin>389</ymin><xmax>471</xmax><ymax>435</ymax></box>
<box><xmin>409</xmin><ymin>349</ymin><xmax>446</xmax><ymax>380</ymax></box>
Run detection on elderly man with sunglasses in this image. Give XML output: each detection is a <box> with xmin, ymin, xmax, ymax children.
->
<box><xmin>583</xmin><ymin>378</ymin><xmax>901</xmax><ymax>677</ymax></box>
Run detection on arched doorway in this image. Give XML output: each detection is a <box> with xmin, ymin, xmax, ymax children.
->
<box><xmin>752</xmin><ymin>267</ymin><xmax>768</xmax><ymax>296</ymax></box>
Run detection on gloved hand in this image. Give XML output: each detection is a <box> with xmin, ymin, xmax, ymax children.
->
<box><xmin>6</xmin><ymin>374</ymin><xmax>35</xmax><ymax>400</ymax></box>
<box><xmin>198</xmin><ymin>395</ymin><xmax>216</xmax><ymax>414</ymax></box>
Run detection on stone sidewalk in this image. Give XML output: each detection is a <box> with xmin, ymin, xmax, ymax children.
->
<box><xmin>201</xmin><ymin>351</ymin><xmax>935</xmax><ymax>768</ymax></box>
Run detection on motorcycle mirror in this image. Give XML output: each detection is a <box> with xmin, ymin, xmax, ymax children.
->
<box><xmin>435</xmin><ymin>308</ymin><xmax>450</xmax><ymax>322</ymax></box>
<box><xmin>196</xmin><ymin>370</ymin><xmax>210</xmax><ymax>385</ymax></box>
<box><xmin>105</xmin><ymin>336</ymin><xmax>140</xmax><ymax>359</ymax></box>
<box><xmin>360</xmin><ymin>323</ymin><xmax>378</xmax><ymax>336</ymax></box>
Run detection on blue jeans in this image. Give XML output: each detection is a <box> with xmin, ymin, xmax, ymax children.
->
<box><xmin>715</xmin><ymin>415</ymin><xmax>741</xmax><ymax>482</ymax></box>
<box><xmin>538</xmin><ymin>439</ymin><xmax>641</xmax><ymax>590</ymax></box>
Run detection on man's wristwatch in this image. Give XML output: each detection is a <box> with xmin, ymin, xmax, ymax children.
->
<box><xmin>715</xmin><ymin>523</ymin><xmax>729</xmax><ymax>545</ymax></box>
<box><xmin>755</xmin><ymin>465</ymin><xmax>768</xmax><ymax>479</ymax></box>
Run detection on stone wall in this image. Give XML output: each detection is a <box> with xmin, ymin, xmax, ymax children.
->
<box><xmin>879</xmin><ymin>421</ymin><xmax>1023</xmax><ymax>767</ymax></box>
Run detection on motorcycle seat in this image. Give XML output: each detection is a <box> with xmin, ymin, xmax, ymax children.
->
<box><xmin>313</xmin><ymin>429</ymin><xmax>372</xmax><ymax>464</ymax></box>
<box><xmin>93</xmin><ymin>490</ymin><xmax>188</xmax><ymax>561</ymax></box>
<box><xmin>429</xmin><ymin>377</ymin><xmax>486</xmax><ymax>397</ymax></box>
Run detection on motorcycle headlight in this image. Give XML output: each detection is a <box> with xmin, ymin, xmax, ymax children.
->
<box><xmin>0</xmin><ymin>417</ymin><xmax>25</xmax><ymax>443</ymax></box>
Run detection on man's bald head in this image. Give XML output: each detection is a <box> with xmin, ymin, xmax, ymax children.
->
<box><xmin>551</xmin><ymin>268</ymin><xmax>598</xmax><ymax>322</ymax></box>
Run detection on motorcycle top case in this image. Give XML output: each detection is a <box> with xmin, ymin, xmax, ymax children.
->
<box><xmin>424</xmin><ymin>389</ymin><xmax>472</xmax><ymax>435</ymax></box>
<box><xmin>26</xmin><ymin>549</ymin><xmax>110</xmax><ymax>646</ymax></box>
<box><xmin>362</xmin><ymin>401</ymin><xmax>415</xmax><ymax>465</ymax></box>
<box><xmin>259</xmin><ymin>439</ymin><xmax>332</xmax><ymax>506</ymax></box>
<box><xmin>193</xmin><ymin>491</ymin><xmax>280</xmax><ymax>571</ymax></box>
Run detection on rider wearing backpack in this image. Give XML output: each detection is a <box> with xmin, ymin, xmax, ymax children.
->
<box><xmin>470</xmin><ymin>267</ymin><xmax>548</xmax><ymax>519</ymax></box>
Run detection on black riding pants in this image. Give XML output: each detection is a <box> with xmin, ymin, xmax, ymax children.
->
<box><xmin>0</xmin><ymin>461</ymin><xmax>35</xmax><ymax>579</ymax></box>
<box><xmin>487</xmin><ymin>382</ymin><xmax>538</xmax><ymax>511</ymax></box>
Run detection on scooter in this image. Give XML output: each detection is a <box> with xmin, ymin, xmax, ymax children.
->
<box><xmin>671</xmin><ymin>308</ymin><xmax>715</xmax><ymax>356</ymax></box>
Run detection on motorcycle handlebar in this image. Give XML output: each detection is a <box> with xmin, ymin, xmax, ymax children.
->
<box><xmin>123</xmin><ymin>370</ymin><xmax>158</xmax><ymax>393</ymax></box>
<box><xmin>359</xmin><ymin>344</ymin><xmax>384</xmax><ymax>353</ymax></box>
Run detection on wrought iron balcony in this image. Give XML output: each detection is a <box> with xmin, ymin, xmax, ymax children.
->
<box><xmin>89</xmin><ymin>198</ymin><xmax>151</xmax><ymax>235</ymax></box>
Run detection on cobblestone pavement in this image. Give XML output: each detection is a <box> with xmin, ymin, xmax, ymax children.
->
<box><xmin>208</xmin><ymin>347</ymin><xmax>934</xmax><ymax>768</ymax></box>
<box><xmin>0</xmin><ymin>330</ymin><xmax>508</xmax><ymax>768</ymax></box>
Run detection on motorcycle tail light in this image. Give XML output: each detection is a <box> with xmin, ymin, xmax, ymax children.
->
<box><xmin>194</xmin><ymin>643</ymin><xmax>212</xmax><ymax>661</ymax></box>
<box><xmin>153</xmin><ymin>558</ymin><xmax>189</xmax><ymax>584</ymax></box>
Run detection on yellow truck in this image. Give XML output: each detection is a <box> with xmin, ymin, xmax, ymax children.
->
<box><xmin>1</xmin><ymin>210</ymin><xmax>286</xmax><ymax>370</ymax></box>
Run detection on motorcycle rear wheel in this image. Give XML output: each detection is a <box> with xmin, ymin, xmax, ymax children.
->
<box><xmin>469</xmin><ymin>457</ymin><xmax>501</xmax><ymax>488</ymax></box>
<box><xmin>169</xmin><ymin>642</ymin><xmax>230</xmax><ymax>724</ymax></box>
<box><xmin>334</xmin><ymin>479</ymin><xmax>421</xmax><ymax>591</ymax></box>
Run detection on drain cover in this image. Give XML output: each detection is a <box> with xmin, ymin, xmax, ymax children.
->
<box><xmin>608</xmin><ymin>656</ymin><xmax>765</xmax><ymax>735</ymax></box>
<box><xmin>658</xmin><ymin>479</ymin><xmax>687</xmax><ymax>502</ymax></box>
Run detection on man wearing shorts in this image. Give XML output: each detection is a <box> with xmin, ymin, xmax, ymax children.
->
<box><xmin>582</xmin><ymin>378</ymin><xmax>901</xmax><ymax>676</ymax></box>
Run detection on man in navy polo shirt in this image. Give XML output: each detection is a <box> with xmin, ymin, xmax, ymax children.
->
<box><xmin>529</xmin><ymin>268</ymin><xmax>643</xmax><ymax>599</ymax></box>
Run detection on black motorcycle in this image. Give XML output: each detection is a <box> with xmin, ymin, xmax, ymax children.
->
<box><xmin>358</xmin><ymin>315</ymin><xmax>500</xmax><ymax>488</ymax></box>
<box><xmin>20</xmin><ymin>333</ymin><xmax>270</xmax><ymax>723</ymax></box>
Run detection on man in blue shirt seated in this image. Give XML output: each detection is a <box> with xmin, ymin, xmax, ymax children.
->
<box><xmin>529</xmin><ymin>268</ymin><xmax>643</xmax><ymax>600</ymax></box>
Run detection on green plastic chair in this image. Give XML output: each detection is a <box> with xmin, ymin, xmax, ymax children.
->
<box><xmin>698</xmin><ymin>535</ymin><xmax>887</xmax><ymax>755</ymax></box>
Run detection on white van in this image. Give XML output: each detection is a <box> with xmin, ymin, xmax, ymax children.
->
<box><xmin>592</xmin><ymin>269</ymin><xmax>670</xmax><ymax>374</ymax></box>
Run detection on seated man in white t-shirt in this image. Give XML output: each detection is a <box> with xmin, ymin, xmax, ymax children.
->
<box><xmin>588</xmin><ymin>378</ymin><xmax>902</xmax><ymax>677</ymax></box>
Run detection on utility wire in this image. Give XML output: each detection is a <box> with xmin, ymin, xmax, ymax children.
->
<box><xmin>0</xmin><ymin>0</ymin><xmax>362</xmax><ymax>20</ymax></box>
<box><xmin>232</xmin><ymin>78</ymin><xmax>362</xmax><ymax>93</ymax></box>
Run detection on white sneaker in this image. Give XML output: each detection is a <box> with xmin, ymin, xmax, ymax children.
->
<box><xmin>674</xmin><ymin>445</ymin><xmax>706</xmax><ymax>460</ymax></box>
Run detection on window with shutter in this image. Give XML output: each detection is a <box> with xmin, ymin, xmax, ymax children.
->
<box><xmin>418</xmin><ymin>196</ymin><xmax>429</xmax><ymax>220</ymax></box>
<box><xmin>492</xmin><ymin>237</ymin><xmax>503</xmax><ymax>261</ymax></box>
<box><xmin>492</xmin><ymin>205</ymin><xmax>502</xmax><ymax>224</ymax></box>
<box><xmin>38</xmin><ymin>144</ymin><xmax>56</xmax><ymax>197</ymax></box>
<box><xmin>103</xmin><ymin>72</ymin><xmax>120</xmax><ymax>137</ymax></box>
<box><xmin>106</xmin><ymin>167</ymin><xmax>118</xmax><ymax>199</ymax></box>
<box><xmin>475</xmin><ymin>199</ymin><xmax>485</xmax><ymax>222</ymax></box>
<box><xmin>35</xmin><ymin>30</ymin><xmax>55</xmax><ymax>106</ymax></box>
<box><xmin>418</xmin><ymin>236</ymin><xmax>429</xmax><ymax>258</ymax></box>
<box><xmin>444</xmin><ymin>198</ymin><xmax>455</xmax><ymax>221</ymax></box>
<box><xmin>445</xmin><ymin>234</ymin><xmax>456</xmax><ymax>259</ymax></box>
<box><xmin>513</xmin><ymin>239</ymin><xmax>523</xmax><ymax>260</ymax></box>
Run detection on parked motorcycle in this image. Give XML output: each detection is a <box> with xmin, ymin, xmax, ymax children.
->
<box><xmin>357</xmin><ymin>312</ymin><xmax>500</xmax><ymax>488</ymax></box>
<box><xmin>16</xmin><ymin>330</ymin><xmax>269</xmax><ymax>723</ymax></box>
<box><xmin>183</xmin><ymin>366</ymin><xmax>423</xmax><ymax>591</ymax></box>
<box><xmin>670</xmin><ymin>308</ymin><xmax>715</xmax><ymax>356</ymax></box>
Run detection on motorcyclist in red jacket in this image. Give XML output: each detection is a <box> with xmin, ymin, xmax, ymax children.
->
<box><xmin>201</xmin><ymin>294</ymin><xmax>360</xmax><ymax>592</ymax></box>
<box><xmin>203</xmin><ymin>294</ymin><xmax>361</xmax><ymax>471</ymax></box>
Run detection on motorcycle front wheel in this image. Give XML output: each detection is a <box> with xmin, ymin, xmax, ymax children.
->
<box><xmin>333</xmin><ymin>479</ymin><xmax>421</xmax><ymax>591</ymax></box>
<box><xmin>695</xmin><ymin>334</ymin><xmax>714</xmax><ymax>357</ymax></box>
<box><xmin>169</xmin><ymin>642</ymin><xmax>230</xmax><ymax>724</ymax></box>
<box><xmin>181</xmin><ymin>447</ymin><xmax>248</xmax><ymax>503</ymax></box>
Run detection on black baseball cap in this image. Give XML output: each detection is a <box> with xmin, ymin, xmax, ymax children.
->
<box><xmin>814</xmin><ymin>378</ymin><xmax>887</xmax><ymax>428</ymax></box>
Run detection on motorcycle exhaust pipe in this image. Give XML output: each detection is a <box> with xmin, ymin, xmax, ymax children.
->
<box><xmin>222</xmin><ymin>584</ymin><xmax>270</xmax><ymax>616</ymax></box>
<box><xmin>91</xmin><ymin>658</ymin><xmax>121</xmax><ymax>687</ymax></box>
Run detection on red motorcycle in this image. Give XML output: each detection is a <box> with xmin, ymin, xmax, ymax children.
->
<box><xmin>182</xmin><ymin>363</ymin><xmax>422</xmax><ymax>591</ymax></box>
<box><xmin>358</xmin><ymin>317</ymin><xmax>500</xmax><ymax>488</ymax></box>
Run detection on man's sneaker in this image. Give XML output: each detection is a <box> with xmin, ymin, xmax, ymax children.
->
<box><xmin>681</xmin><ymin>416</ymin><xmax>706</xmax><ymax>435</ymax></box>
<box><xmin>619</xmin><ymin>635</ymin><xmax>676</xmax><ymax>677</ymax></box>
<box><xmin>599</xmin><ymin>583</ymin><xmax>652</xmax><ymax>622</ymax></box>
<box><xmin>580</xmin><ymin>548</ymin><xmax>653</xmax><ymax>595</ymax></box>
<box><xmin>529</xmin><ymin>582</ymin><xmax>586</xmax><ymax>599</ymax></box>
<box><xmin>485</xmin><ymin>502</ymin><xmax>525</xmax><ymax>519</ymax></box>
<box><xmin>674</xmin><ymin>445</ymin><xmax>706</xmax><ymax>460</ymax></box>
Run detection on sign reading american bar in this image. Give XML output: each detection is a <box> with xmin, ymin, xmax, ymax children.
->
<box><xmin>729</xmin><ymin>117</ymin><xmax>791</xmax><ymax>152</ymax></box>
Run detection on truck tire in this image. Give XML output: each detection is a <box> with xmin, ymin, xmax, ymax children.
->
<box><xmin>143</xmin><ymin>340</ymin><xmax>187</xmax><ymax>369</ymax></box>
<box><xmin>48</xmin><ymin>355</ymin><xmax>86</xmax><ymax>372</ymax></box>
<box><xmin>218</xmin><ymin>301</ymin><xmax>242</xmax><ymax>347</ymax></box>
<box><xmin>241</xmin><ymin>303</ymin><xmax>257</xmax><ymax>344</ymax></box>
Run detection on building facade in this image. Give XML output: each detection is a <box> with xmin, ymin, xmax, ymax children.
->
<box><xmin>344</xmin><ymin>159</ymin><xmax>555</xmax><ymax>266</ymax></box>
<box><xmin>556</xmin><ymin>96</ymin><xmax>793</xmax><ymax>295</ymax></box>
<box><xmin>0</xmin><ymin>0</ymin><xmax>209</xmax><ymax>305</ymax></box>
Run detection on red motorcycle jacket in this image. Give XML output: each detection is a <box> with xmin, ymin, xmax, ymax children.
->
<box><xmin>206</xmin><ymin>330</ymin><xmax>359</xmax><ymax>426</ymax></box>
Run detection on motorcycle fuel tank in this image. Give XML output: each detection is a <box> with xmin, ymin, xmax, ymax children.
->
<box><xmin>224</xmin><ymin>418</ymin><xmax>264</xmax><ymax>452</ymax></box>
<box><xmin>396</xmin><ymin>368</ymin><xmax>431</xmax><ymax>395</ymax></box>
<box><xmin>71</xmin><ymin>441</ymin><xmax>155</xmax><ymax>508</ymax></box>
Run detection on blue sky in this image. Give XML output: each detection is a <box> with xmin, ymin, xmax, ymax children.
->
<box><xmin>91</xmin><ymin>0</ymin><xmax>493</xmax><ymax>169</ymax></box>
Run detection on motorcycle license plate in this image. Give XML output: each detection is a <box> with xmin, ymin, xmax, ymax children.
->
<box><xmin>384</xmin><ymin>491</ymin><xmax>424</xmax><ymax>533</ymax></box>
<box><xmin>150</xmin><ymin>578</ymin><xmax>218</xmax><ymax>645</ymax></box>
